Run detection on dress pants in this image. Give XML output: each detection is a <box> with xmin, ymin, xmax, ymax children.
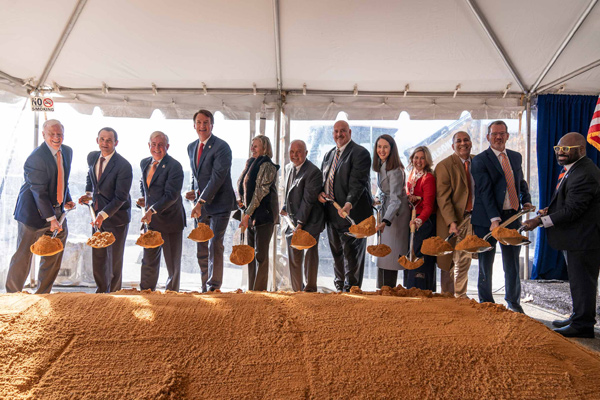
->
<box><xmin>452</xmin><ymin>221</ymin><xmax>473</xmax><ymax>298</ymax></box>
<box><xmin>247</xmin><ymin>222</ymin><xmax>274</xmax><ymax>291</ymax></box>
<box><xmin>6</xmin><ymin>214</ymin><xmax>68</xmax><ymax>294</ymax></box>
<box><xmin>377</xmin><ymin>269</ymin><xmax>398</xmax><ymax>288</ymax></box>
<box><xmin>403</xmin><ymin>216</ymin><xmax>437</xmax><ymax>291</ymax></box>
<box><xmin>327</xmin><ymin>223</ymin><xmax>366</xmax><ymax>292</ymax></box>
<box><xmin>285</xmin><ymin>229</ymin><xmax>319</xmax><ymax>292</ymax></box>
<box><xmin>563</xmin><ymin>249</ymin><xmax>600</xmax><ymax>330</ymax></box>
<box><xmin>140</xmin><ymin>230</ymin><xmax>182</xmax><ymax>291</ymax></box>
<box><xmin>92</xmin><ymin>223</ymin><xmax>128</xmax><ymax>293</ymax></box>
<box><xmin>196</xmin><ymin>213</ymin><xmax>230</xmax><ymax>292</ymax></box>
<box><xmin>475</xmin><ymin>210</ymin><xmax>521</xmax><ymax>308</ymax></box>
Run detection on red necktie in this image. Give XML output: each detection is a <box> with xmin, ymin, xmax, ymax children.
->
<box><xmin>97</xmin><ymin>157</ymin><xmax>105</xmax><ymax>181</ymax></box>
<box><xmin>500</xmin><ymin>153</ymin><xmax>519</xmax><ymax>211</ymax></box>
<box><xmin>464</xmin><ymin>160</ymin><xmax>473</xmax><ymax>212</ymax></box>
<box><xmin>196</xmin><ymin>142</ymin><xmax>205</xmax><ymax>167</ymax></box>
<box><xmin>146</xmin><ymin>161</ymin><xmax>158</xmax><ymax>187</ymax></box>
<box><xmin>56</xmin><ymin>150</ymin><xmax>64</xmax><ymax>205</ymax></box>
<box><xmin>556</xmin><ymin>167</ymin><xmax>567</xmax><ymax>190</ymax></box>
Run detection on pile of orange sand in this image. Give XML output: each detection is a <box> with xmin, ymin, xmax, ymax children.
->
<box><xmin>492</xmin><ymin>226</ymin><xmax>527</xmax><ymax>241</ymax></box>
<box><xmin>367</xmin><ymin>243</ymin><xmax>392</xmax><ymax>257</ymax></box>
<box><xmin>136</xmin><ymin>230</ymin><xmax>164</xmax><ymax>248</ymax></box>
<box><xmin>398</xmin><ymin>255</ymin><xmax>424</xmax><ymax>269</ymax></box>
<box><xmin>188</xmin><ymin>223</ymin><xmax>214</xmax><ymax>242</ymax></box>
<box><xmin>349</xmin><ymin>215</ymin><xmax>376</xmax><ymax>237</ymax></box>
<box><xmin>291</xmin><ymin>229</ymin><xmax>316</xmax><ymax>249</ymax></box>
<box><xmin>86</xmin><ymin>231</ymin><xmax>116</xmax><ymax>248</ymax></box>
<box><xmin>230</xmin><ymin>244</ymin><xmax>254</xmax><ymax>265</ymax></box>
<box><xmin>30</xmin><ymin>235</ymin><xmax>63</xmax><ymax>256</ymax></box>
<box><xmin>455</xmin><ymin>234</ymin><xmax>491</xmax><ymax>251</ymax></box>
<box><xmin>1</xmin><ymin>290</ymin><xmax>599</xmax><ymax>399</ymax></box>
<box><xmin>421</xmin><ymin>236</ymin><xmax>453</xmax><ymax>255</ymax></box>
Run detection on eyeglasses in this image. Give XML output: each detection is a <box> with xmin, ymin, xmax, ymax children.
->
<box><xmin>553</xmin><ymin>145</ymin><xmax>583</xmax><ymax>153</ymax></box>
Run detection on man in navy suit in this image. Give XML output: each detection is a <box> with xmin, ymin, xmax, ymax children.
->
<box><xmin>523</xmin><ymin>132</ymin><xmax>600</xmax><ymax>338</ymax></box>
<box><xmin>318</xmin><ymin>120</ymin><xmax>373</xmax><ymax>292</ymax></box>
<box><xmin>472</xmin><ymin>120</ymin><xmax>532</xmax><ymax>313</ymax></box>
<box><xmin>78</xmin><ymin>127</ymin><xmax>133</xmax><ymax>293</ymax></box>
<box><xmin>6</xmin><ymin>119</ymin><xmax>76</xmax><ymax>293</ymax></box>
<box><xmin>185</xmin><ymin>110</ymin><xmax>236</xmax><ymax>292</ymax></box>
<box><xmin>281</xmin><ymin>140</ymin><xmax>325</xmax><ymax>292</ymax></box>
<box><xmin>139</xmin><ymin>131</ymin><xmax>186</xmax><ymax>292</ymax></box>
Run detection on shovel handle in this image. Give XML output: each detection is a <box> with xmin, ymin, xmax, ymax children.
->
<box><xmin>331</xmin><ymin>201</ymin><xmax>348</xmax><ymax>218</ymax></box>
<box><xmin>410</xmin><ymin>208</ymin><xmax>417</xmax><ymax>233</ymax></box>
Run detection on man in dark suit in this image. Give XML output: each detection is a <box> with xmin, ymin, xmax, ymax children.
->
<box><xmin>318</xmin><ymin>120</ymin><xmax>373</xmax><ymax>292</ymax></box>
<box><xmin>185</xmin><ymin>110</ymin><xmax>236</xmax><ymax>292</ymax></box>
<box><xmin>523</xmin><ymin>132</ymin><xmax>600</xmax><ymax>338</ymax></box>
<box><xmin>6</xmin><ymin>119</ymin><xmax>76</xmax><ymax>293</ymax></box>
<box><xmin>78</xmin><ymin>127</ymin><xmax>133</xmax><ymax>293</ymax></box>
<box><xmin>281</xmin><ymin>140</ymin><xmax>325</xmax><ymax>292</ymax></box>
<box><xmin>139</xmin><ymin>131</ymin><xmax>186</xmax><ymax>292</ymax></box>
<box><xmin>472</xmin><ymin>120</ymin><xmax>532</xmax><ymax>313</ymax></box>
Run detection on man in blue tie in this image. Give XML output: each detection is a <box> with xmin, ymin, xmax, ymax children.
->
<box><xmin>6</xmin><ymin>119</ymin><xmax>76</xmax><ymax>293</ymax></box>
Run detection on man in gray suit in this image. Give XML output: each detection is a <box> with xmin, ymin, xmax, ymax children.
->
<box><xmin>280</xmin><ymin>140</ymin><xmax>324</xmax><ymax>292</ymax></box>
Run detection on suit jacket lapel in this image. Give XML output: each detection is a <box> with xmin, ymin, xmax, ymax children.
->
<box><xmin>197</xmin><ymin>136</ymin><xmax>214</xmax><ymax>171</ymax></box>
<box><xmin>486</xmin><ymin>148</ymin><xmax>503</xmax><ymax>175</ymax></box>
<box><xmin>99</xmin><ymin>154</ymin><xmax>116</xmax><ymax>185</ymax></box>
<box><xmin>452</xmin><ymin>153</ymin><xmax>468</xmax><ymax>188</ymax></box>
<box><xmin>89</xmin><ymin>152</ymin><xmax>99</xmax><ymax>187</ymax></box>
<box><xmin>150</xmin><ymin>155</ymin><xmax>167</xmax><ymax>186</ymax></box>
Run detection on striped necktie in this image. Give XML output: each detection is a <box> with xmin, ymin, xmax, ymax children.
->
<box><xmin>499</xmin><ymin>153</ymin><xmax>519</xmax><ymax>211</ymax></box>
<box><xmin>56</xmin><ymin>150</ymin><xmax>64</xmax><ymax>205</ymax></box>
<box><xmin>327</xmin><ymin>149</ymin><xmax>341</xmax><ymax>199</ymax></box>
<box><xmin>555</xmin><ymin>167</ymin><xmax>567</xmax><ymax>190</ymax></box>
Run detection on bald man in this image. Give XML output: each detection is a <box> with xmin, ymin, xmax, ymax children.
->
<box><xmin>281</xmin><ymin>140</ymin><xmax>324</xmax><ymax>292</ymax></box>
<box><xmin>523</xmin><ymin>132</ymin><xmax>600</xmax><ymax>338</ymax></box>
<box><xmin>318</xmin><ymin>121</ymin><xmax>373</xmax><ymax>292</ymax></box>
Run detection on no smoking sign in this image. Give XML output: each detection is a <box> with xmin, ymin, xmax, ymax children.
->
<box><xmin>31</xmin><ymin>97</ymin><xmax>54</xmax><ymax>112</ymax></box>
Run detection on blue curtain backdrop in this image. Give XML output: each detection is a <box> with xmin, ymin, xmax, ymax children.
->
<box><xmin>533</xmin><ymin>94</ymin><xmax>599</xmax><ymax>279</ymax></box>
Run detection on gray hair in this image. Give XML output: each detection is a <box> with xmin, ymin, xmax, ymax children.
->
<box><xmin>43</xmin><ymin>119</ymin><xmax>63</xmax><ymax>131</ymax></box>
<box><xmin>289</xmin><ymin>139</ymin><xmax>307</xmax><ymax>152</ymax></box>
<box><xmin>149</xmin><ymin>130</ymin><xmax>169</xmax><ymax>144</ymax></box>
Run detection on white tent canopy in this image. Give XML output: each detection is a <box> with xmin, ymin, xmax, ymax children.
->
<box><xmin>1</xmin><ymin>0</ymin><xmax>599</xmax><ymax>119</ymax></box>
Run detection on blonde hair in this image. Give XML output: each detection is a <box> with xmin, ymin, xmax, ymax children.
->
<box><xmin>408</xmin><ymin>146</ymin><xmax>433</xmax><ymax>173</ymax></box>
<box><xmin>252</xmin><ymin>135</ymin><xmax>273</xmax><ymax>158</ymax></box>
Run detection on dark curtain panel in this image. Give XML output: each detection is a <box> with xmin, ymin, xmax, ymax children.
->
<box><xmin>533</xmin><ymin>94</ymin><xmax>599</xmax><ymax>279</ymax></box>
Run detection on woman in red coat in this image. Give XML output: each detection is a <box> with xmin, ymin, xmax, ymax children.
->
<box><xmin>404</xmin><ymin>146</ymin><xmax>437</xmax><ymax>291</ymax></box>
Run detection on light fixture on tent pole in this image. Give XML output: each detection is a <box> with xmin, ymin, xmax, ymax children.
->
<box><xmin>503</xmin><ymin>83</ymin><xmax>511</xmax><ymax>98</ymax></box>
<box><xmin>253</xmin><ymin>83</ymin><xmax>257</xmax><ymax>96</ymax></box>
<box><xmin>202</xmin><ymin>82</ymin><xmax>207</xmax><ymax>96</ymax></box>
<box><xmin>259</xmin><ymin>102</ymin><xmax>266</xmax><ymax>135</ymax></box>
<box><xmin>52</xmin><ymin>82</ymin><xmax>60</xmax><ymax>94</ymax></box>
<box><xmin>102</xmin><ymin>82</ymin><xmax>108</xmax><ymax>95</ymax></box>
<box><xmin>353</xmin><ymin>84</ymin><xmax>358</xmax><ymax>96</ymax></box>
<box><xmin>302</xmin><ymin>83</ymin><xmax>307</xmax><ymax>96</ymax></box>
<box><xmin>453</xmin><ymin>84</ymin><xmax>461</xmax><ymax>98</ymax></box>
<box><xmin>556</xmin><ymin>84</ymin><xmax>566</xmax><ymax>94</ymax></box>
<box><xmin>152</xmin><ymin>83</ymin><xmax>158</xmax><ymax>96</ymax></box>
<box><xmin>404</xmin><ymin>84</ymin><xmax>410</xmax><ymax>97</ymax></box>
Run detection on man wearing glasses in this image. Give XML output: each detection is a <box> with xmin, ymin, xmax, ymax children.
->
<box><xmin>471</xmin><ymin>120</ymin><xmax>532</xmax><ymax>313</ymax></box>
<box><xmin>523</xmin><ymin>132</ymin><xmax>600</xmax><ymax>338</ymax></box>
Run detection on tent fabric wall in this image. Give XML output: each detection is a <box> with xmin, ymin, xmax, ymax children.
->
<box><xmin>532</xmin><ymin>94</ymin><xmax>599</xmax><ymax>280</ymax></box>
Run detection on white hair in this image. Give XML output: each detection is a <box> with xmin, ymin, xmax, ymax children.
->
<box><xmin>290</xmin><ymin>139</ymin><xmax>307</xmax><ymax>152</ymax></box>
<box><xmin>149</xmin><ymin>130</ymin><xmax>169</xmax><ymax>144</ymax></box>
<box><xmin>43</xmin><ymin>119</ymin><xmax>63</xmax><ymax>131</ymax></box>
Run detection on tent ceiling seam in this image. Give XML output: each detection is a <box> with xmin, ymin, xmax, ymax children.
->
<box><xmin>464</xmin><ymin>0</ymin><xmax>527</xmax><ymax>94</ymax></box>
<box><xmin>36</xmin><ymin>0</ymin><xmax>88</xmax><ymax>91</ymax></box>
<box><xmin>535</xmin><ymin>58</ymin><xmax>600</xmax><ymax>94</ymax></box>
<box><xmin>530</xmin><ymin>0</ymin><xmax>598</xmax><ymax>93</ymax></box>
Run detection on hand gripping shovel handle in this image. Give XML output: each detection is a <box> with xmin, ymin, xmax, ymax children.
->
<box><xmin>483</xmin><ymin>206</ymin><xmax>536</xmax><ymax>241</ymax></box>
<box><xmin>85</xmin><ymin>202</ymin><xmax>99</xmax><ymax>232</ymax></box>
<box><xmin>51</xmin><ymin>208</ymin><xmax>72</xmax><ymax>238</ymax></box>
<box><xmin>330</xmin><ymin>200</ymin><xmax>356</xmax><ymax>225</ymax></box>
<box><xmin>444</xmin><ymin>214</ymin><xmax>472</xmax><ymax>242</ymax></box>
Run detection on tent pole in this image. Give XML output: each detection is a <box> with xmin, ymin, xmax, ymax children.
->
<box><xmin>35</xmin><ymin>0</ymin><xmax>88</xmax><ymax>90</ymax></box>
<box><xmin>270</xmin><ymin>101</ymin><xmax>282</xmax><ymax>291</ymax></box>
<box><xmin>272</xmin><ymin>0</ymin><xmax>283</xmax><ymax>93</ymax></box>
<box><xmin>464</xmin><ymin>0</ymin><xmax>527</xmax><ymax>94</ymax></box>
<box><xmin>29</xmin><ymin>112</ymin><xmax>40</xmax><ymax>288</ymax></box>
<box><xmin>535</xmin><ymin>58</ymin><xmax>600</xmax><ymax>93</ymax></box>
<box><xmin>530</xmin><ymin>0</ymin><xmax>598</xmax><ymax>93</ymax></box>
<box><xmin>524</xmin><ymin>97</ymin><xmax>532</xmax><ymax>280</ymax></box>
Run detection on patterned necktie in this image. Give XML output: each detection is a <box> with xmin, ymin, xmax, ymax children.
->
<box><xmin>97</xmin><ymin>157</ymin><xmax>105</xmax><ymax>181</ymax></box>
<box><xmin>327</xmin><ymin>149</ymin><xmax>341</xmax><ymax>199</ymax></box>
<box><xmin>196</xmin><ymin>142</ymin><xmax>204</xmax><ymax>167</ymax></box>
<box><xmin>499</xmin><ymin>153</ymin><xmax>519</xmax><ymax>211</ymax></box>
<box><xmin>146</xmin><ymin>161</ymin><xmax>158</xmax><ymax>187</ymax></box>
<box><xmin>56</xmin><ymin>150</ymin><xmax>64</xmax><ymax>205</ymax></box>
<box><xmin>555</xmin><ymin>167</ymin><xmax>567</xmax><ymax>190</ymax></box>
<box><xmin>464</xmin><ymin>160</ymin><xmax>473</xmax><ymax>212</ymax></box>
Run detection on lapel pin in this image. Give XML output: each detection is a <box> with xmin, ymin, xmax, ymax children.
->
<box><xmin>162</xmin><ymin>165</ymin><xmax>165</xmax><ymax>168</ymax></box>
<box><xmin>209</xmin><ymin>145</ymin><xmax>212</xmax><ymax>149</ymax></box>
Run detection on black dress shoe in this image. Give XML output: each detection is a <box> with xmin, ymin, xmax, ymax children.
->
<box><xmin>552</xmin><ymin>317</ymin><xmax>572</xmax><ymax>328</ymax></box>
<box><xmin>507</xmin><ymin>304</ymin><xmax>525</xmax><ymax>314</ymax></box>
<box><xmin>553</xmin><ymin>325</ymin><xmax>595</xmax><ymax>338</ymax></box>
